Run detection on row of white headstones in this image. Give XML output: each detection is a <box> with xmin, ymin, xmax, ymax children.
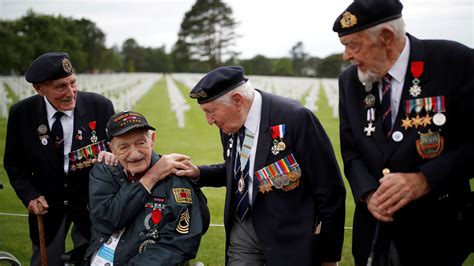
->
<box><xmin>0</xmin><ymin>74</ymin><xmax>339</xmax><ymax>128</ymax></box>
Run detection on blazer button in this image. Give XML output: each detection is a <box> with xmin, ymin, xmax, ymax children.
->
<box><xmin>63</xmin><ymin>200</ymin><xmax>69</xmax><ymax>206</ymax></box>
<box><xmin>64</xmin><ymin>183</ymin><xmax>68</xmax><ymax>188</ymax></box>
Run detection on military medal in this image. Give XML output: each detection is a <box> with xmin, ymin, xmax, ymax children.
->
<box><xmin>433</xmin><ymin>113</ymin><xmax>446</xmax><ymax>126</ymax></box>
<box><xmin>364</xmin><ymin>108</ymin><xmax>376</xmax><ymax>136</ymax></box>
<box><xmin>432</xmin><ymin>96</ymin><xmax>446</xmax><ymax>126</ymax></box>
<box><xmin>364</xmin><ymin>94</ymin><xmax>376</xmax><ymax>108</ymax></box>
<box><xmin>255</xmin><ymin>154</ymin><xmax>301</xmax><ymax>193</ymax></box>
<box><xmin>270</xmin><ymin>124</ymin><xmax>286</xmax><ymax>155</ymax></box>
<box><xmin>38</xmin><ymin>124</ymin><xmax>48</xmax><ymax>135</ymax></box>
<box><xmin>236</xmin><ymin>128</ymin><xmax>255</xmax><ymax>194</ymax></box>
<box><xmin>75</xmin><ymin>130</ymin><xmax>83</xmax><ymax>141</ymax></box>
<box><xmin>238</xmin><ymin>176</ymin><xmax>245</xmax><ymax>193</ymax></box>
<box><xmin>37</xmin><ymin>124</ymin><xmax>49</xmax><ymax>145</ymax></box>
<box><xmin>139</xmin><ymin>239</ymin><xmax>156</xmax><ymax>254</ymax></box>
<box><xmin>392</xmin><ymin>131</ymin><xmax>403</xmax><ymax>142</ymax></box>
<box><xmin>409</xmin><ymin>61</ymin><xmax>424</xmax><ymax>97</ymax></box>
<box><xmin>227</xmin><ymin>137</ymin><xmax>233</xmax><ymax>158</ymax></box>
<box><xmin>89</xmin><ymin>121</ymin><xmax>98</xmax><ymax>143</ymax></box>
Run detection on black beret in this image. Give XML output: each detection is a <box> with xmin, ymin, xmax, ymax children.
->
<box><xmin>25</xmin><ymin>52</ymin><xmax>74</xmax><ymax>83</ymax></box>
<box><xmin>189</xmin><ymin>66</ymin><xmax>249</xmax><ymax>104</ymax></box>
<box><xmin>106</xmin><ymin>110</ymin><xmax>155</xmax><ymax>141</ymax></box>
<box><xmin>333</xmin><ymin>0</ymin><xmax>403</xmax><ymax>37</ymax></box>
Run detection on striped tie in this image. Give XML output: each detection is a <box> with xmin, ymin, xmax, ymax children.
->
<box><xmin>233</xmin><ymin>127</ymin><xmax>254</xmax><ymax>222</ymax></box>
<box><xmin>381</xmin><ymin>74</ymin><xmax>392</xmax><ymax>139</ymax></box>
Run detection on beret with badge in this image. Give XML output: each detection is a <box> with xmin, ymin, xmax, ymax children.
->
<box><xmin>25</xmin><ymin>52</ymin><xmax>74</xmax><ymax>83</ymax></box>
<box><xmin>189</xmin><ymin>66</ymin><xmax>249</xmax><ymax>104</ymax></box>
<box><xmin>333</xmin><ymin>0</ymin><xmax>403</xmax><ymax>37</ymax></box>
<box><xmin>106</xmin><ymin>110</ymin><xmax>155</xmax><ymax>141</ymax></box>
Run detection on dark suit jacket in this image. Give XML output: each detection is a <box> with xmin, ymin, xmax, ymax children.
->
<box><xmin>339</xmin><ymin>34</ymin><xmax>474</xmax><ymax>265</ymax></box>
<box><xmin>198</xmin><ymin>90</ymin><xmax>346</xmax><ymax>265</ymax></box>
<box><xmin>4</xmin><ymin>91</ymin><xmax>115</xmax><ymax>245</ymax></box>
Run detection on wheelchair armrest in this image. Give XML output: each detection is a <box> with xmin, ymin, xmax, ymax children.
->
<box><xmin>0</xmin><ymin>251</ymin><xmax>21</xmax><ymax>266</ymax></box>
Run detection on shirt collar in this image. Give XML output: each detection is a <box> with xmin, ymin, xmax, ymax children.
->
<box><xmin>387</xmin><ymin>35</ymin><xmax>410</xmax><ymax>83</ymax></box>
<box><xmin>44</xmin><ymin>96</ymin><xmax>74</xmax><ymax>120</ymax></box>
<box><xmin>244</xmin><ymin>90</ymin><xmax>262</xmax><ymax>135</ymax></box>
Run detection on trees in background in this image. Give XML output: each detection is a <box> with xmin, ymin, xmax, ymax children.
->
<box><xmin>173</xmin><ymin>0</ymin><xmax>239</xmax><ymax>70</ymax></box>
<box><xmin>0</xmin><ymin>7</ymin><xmax>346</xmax><ymax>77</ymax></box>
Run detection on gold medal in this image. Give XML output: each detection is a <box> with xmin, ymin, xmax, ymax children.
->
<box><xmin>277</xmin><ymin>141</ymin><xmax>286</xmax><ymax>151</ymax></box>
<box><xmin>288</xmin><ymin>172</ymin><xmax>298</xmax><ymax>182</ymax></box>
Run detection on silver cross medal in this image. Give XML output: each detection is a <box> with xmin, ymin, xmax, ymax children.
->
<box><xmin>364</xmin><ymin>122</ymin><xmax>375</xmax><ymax>136</ymax></box>
<box><xmin>364</xmin><ymin>108</ymin><xmax>376</xmax><ymax>136</ymax></box>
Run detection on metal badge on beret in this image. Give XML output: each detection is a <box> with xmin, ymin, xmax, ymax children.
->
<box><xmin>340</xmin><ymin>11</ymin><xmax>357</xmax><ymax>28</ymax></box>
<box><xmin>62</xmin><ymin>58</ymin><xmax>73</xmax><ymax>73</ymax></box>
<box><xmin>189</xmin><ymin>90</ymin><xmax>207</xmax><ymax>99</ymax></box>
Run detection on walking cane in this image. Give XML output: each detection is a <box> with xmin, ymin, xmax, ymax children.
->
<box><xmin>36</xmin><ymin>201</ymin><xmax>47</xmax><ymax>266</ymax></box>
<box><xmin>366</xmin><ymin>168</ymin><xmax>390</xmax><ymax>266</ymax></box>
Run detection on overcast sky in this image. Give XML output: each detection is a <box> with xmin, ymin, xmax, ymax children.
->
<box><xmin>1</xmin><ymin>0</ymin><xmax>472</xmax><ymax>59</ymax></box>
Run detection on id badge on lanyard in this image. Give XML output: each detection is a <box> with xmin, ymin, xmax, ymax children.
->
<box><xmin>91</xmin><ymin>228</ymin><xmax>125</xmax><ymax>265</ymax></box>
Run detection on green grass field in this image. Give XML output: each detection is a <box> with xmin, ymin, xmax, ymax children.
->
<box><xmin>0</xmin><ymin>77</ymin><xmax>472</xmax><ymax>265</ymax></box>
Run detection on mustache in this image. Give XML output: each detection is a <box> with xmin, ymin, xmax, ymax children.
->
<box><xmin>126</xmin><ymin>153</ymin><xmax>145</xmax><ymax>162</ymax></box>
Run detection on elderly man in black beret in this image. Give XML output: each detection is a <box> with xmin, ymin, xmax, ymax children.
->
<box><xmin>4</xmin><ymin>52</ymin><xmax>115</xmax><ymax>265</ymax></box>
<box><xmin>334</xmin><ymin>0</ymin><xmax>474</xmax><ymax>265</ymax></box>
<box><xmin>179</xmin><ymin>66</ymin><xmax>346</xmax><ymax>266</ymax></box>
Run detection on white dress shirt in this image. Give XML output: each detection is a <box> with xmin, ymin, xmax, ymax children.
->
<box><xmin>44</xmin><ymin>97</ymin><xmax>74</xmax><ymax>173</ymax></box>
<box><xmin>378</xmin><ymin>35</ymin><xmax>410</xmax><ymax>126</ymax></box>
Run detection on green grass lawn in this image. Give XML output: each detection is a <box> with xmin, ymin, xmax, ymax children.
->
<box><xmin>0</xmin><ymin>76</ymin><xmax>473</xmax><ymax>265</ymax></box>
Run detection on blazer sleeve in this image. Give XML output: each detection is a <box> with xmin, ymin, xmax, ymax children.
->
<box><xmin>291</xmin><ymin>107</ymin><xmax>346</xmax><ymax>262</ymax></box>
<box><xmin>4</xmin><ymin>103</ymin><xmax>39</xmax><ymax>206</ymax></box>
<box><xmin>338</xmin><ymin>76</ymin><xmax>379</xmax><ymax>202</ymax></box>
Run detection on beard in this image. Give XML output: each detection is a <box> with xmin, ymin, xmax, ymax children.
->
<box><xmin>357</xmin><ymin>66</ymin><xmax>381</xmax><ymax>86</ymax></box>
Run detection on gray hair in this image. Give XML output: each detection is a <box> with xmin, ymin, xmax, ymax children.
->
<box><xmin>214</xmin><ymin>81</ymin><xmax>254</xmax><ymax>106</ymax></box>
<box><xmin>365</xmin><ymin>17</ymin><xmax>406</xmax><ymax>41</ymax></box>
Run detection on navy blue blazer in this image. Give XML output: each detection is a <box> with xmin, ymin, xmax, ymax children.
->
<box><xmin>198</xmin><ymin>90</ymin><xmax>346</xmax><ymax>265</ymax></box>
<box><xmin>4</xmin><ymin>91</ymin><xmax>115</xmax><ymax>245</ymax></box>
<box><xmin>339</xmin><ymin>34</ymin><xmax>474</xmax><ymax>265</ymax></box>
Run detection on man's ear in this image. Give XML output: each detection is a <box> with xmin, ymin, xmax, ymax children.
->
<box><xmin>380</xmin><ymin>27</ymin><xmax>396</xmax><ymax>46</ymax></box>
<box><xmin>107</xmin><ymin>141</ymin><xmax>114</xmax><ymax>153</ymax></box>
<box><xmin>33</xmin><ymin>83</ymin><xmax>45</xmax><ymax>96</ymax></box>
<box><xmin>151</xmin><ymin>131</ymin><xmax>156</xmax><ymax>148</ymax></box>
<box><xmin>231</xmin><ymin>92</ymin><xmax>244</xmax><ymax>107</ymax></box>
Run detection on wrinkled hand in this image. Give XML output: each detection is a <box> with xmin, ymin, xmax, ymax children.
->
<box><xmin>367</xmin><ymin>191</ymin><xmax>393</xmax><ymax>222</ymax></box>
<box><xmin>28</xmin><ymin>196</ymin><xmax>49</xmax><ymax>215</ymax></box>
<box><xmin>140</xmin><ymin>153</ymin><xmax>191</xmax><ymax>190</ymax></box>
<box><xmin>92</xmin><ymin>151</ymin><xmax>118</xmax><ymax>166</ymax></box>
<box><xmin>371</xmin><ymin>172</ymin><xmax>430</xmax><ymax>221</ymax></box>
<box><xmin>175</xmin><ymin>159</ymin><xmax>200</xmax><ymax>179</ymax></box>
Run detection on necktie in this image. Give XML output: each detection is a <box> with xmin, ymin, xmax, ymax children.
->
<box><xmin>52</xmin><ymin>112</ymin><xmax>65</xmax><ymax>165</ymax></box>
<box><xmin>381</xmin><ymin>74</ymin><xmax>392</xmax><ymax>139</ymax></box>
<box><xmin>233</xmin><ymin>127</ymin><xmax>254</xmax><ymax>222</ymax></box>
